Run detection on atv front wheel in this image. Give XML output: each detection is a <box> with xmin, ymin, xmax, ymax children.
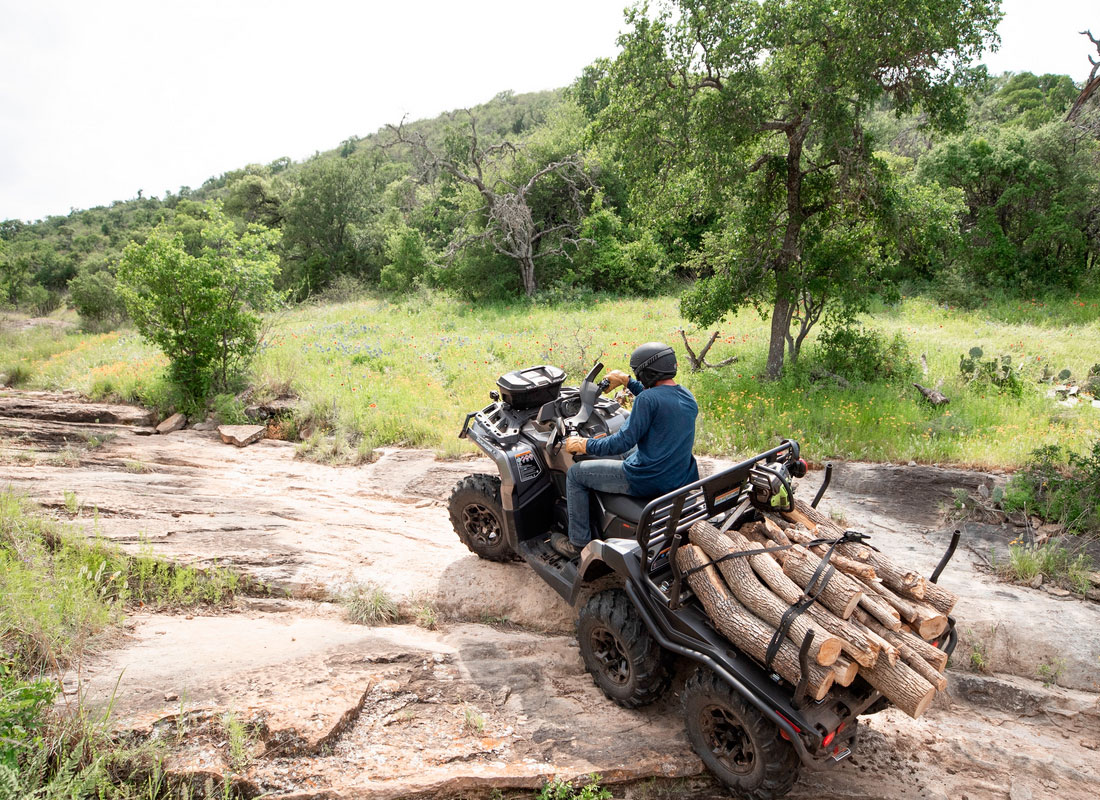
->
<box><xmin>576</xmin><ymin>589</ymin><xmax>671</xmax><ymax>708</ymax></box>
<box><xmin>682</xmin><ymin>668</ymin><xmax>800</xmax><ymax>800</ymax></box>
<box><xmin>448</xmin><ymin>474</ymin><xmax>516</xmax><ymax>561</ymax></box>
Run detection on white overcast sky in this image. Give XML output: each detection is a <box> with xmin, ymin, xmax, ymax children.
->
<box><xmin>1</xmin><ymin>0</ymin><xmax>1097</xmax><ymax>223</ymax></box>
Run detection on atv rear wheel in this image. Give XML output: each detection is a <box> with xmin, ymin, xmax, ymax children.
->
<box><xmin>682</xmin><ymin>668</ymin><xmax>800</xmax><ymax>800</ymax></box>
<box><xmin>448</xmin><ymin>474</ymin><xmax>516</xmax><ymax>562</ymax></box>
<box><xmin>576</xmin><ymin>589</ymin><xmax>671</xmax><ymax>708</ymax></box>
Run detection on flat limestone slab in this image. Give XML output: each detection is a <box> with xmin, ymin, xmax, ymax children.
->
<box><xmin>71</xmin><ymin>608</ymin><xmax>702</xmax><ymax>797</ymax></box>
<box><xmin>218</xmin><ymin>424</ymin><xmax>267</xmax><ymax>447</ymax></box>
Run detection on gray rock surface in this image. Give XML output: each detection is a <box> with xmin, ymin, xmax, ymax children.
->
<box><xmin>218</xmin><ymin>424</ymin><xmax>266</xmax><ymax>447</ymax></box>
<box><xmin>156</xmin><ymin>412</ymin><xmax>187</xmax><ymax>434</ymax></box>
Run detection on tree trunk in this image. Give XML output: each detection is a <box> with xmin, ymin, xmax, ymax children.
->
<box><xmin>689</xmin><ymin>522</ymin><xmax>844</xmax><ymax>666</ymax></box>
<box><xmin>677</xmin><ymin>544</ymin><xmax>835</xmax><ymax>701</ymax></box>
<box><xmin>519</xmin><ymin>254</ymin><xmax>537</xmax><ymax>297</ymax></box>
<box><xmin>765</xmin><ymin>291</ymin><xmax>792</xmax><ymax>379</ymax></box>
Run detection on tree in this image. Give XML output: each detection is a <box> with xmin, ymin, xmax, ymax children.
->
<box><xmin>280</xmin><ymin>154</ymin><xmax>381</xmax><ymax>297</ymax></box>
<box><xmin>388</xmin><ymin>111</ymin><xmax>591</xmax><ymax>297</ymax></box>
<box><xmin>599</xmin><ymin>0</ymin><xmax>1002</xmax><ymax>378</ymax></box>
<box><xmin>116</xmin><ymin>205</ymin><xmax>280</xmax><ymax>401</ymax></box>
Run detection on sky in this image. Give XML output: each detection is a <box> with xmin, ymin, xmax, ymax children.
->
<box><xmin>1</xmin><ymin>0</ymin><xmax>1097</xmax><ymax>223</ymax></box>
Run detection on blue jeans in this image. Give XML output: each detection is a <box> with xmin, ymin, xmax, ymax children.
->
<box><xmin>567</xmin><ymin>459</ymin><xmax>632</xmax><ymax>547</ymax></box>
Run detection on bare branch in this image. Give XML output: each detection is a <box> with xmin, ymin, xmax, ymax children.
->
<box><xmin>678</xmin><ymin>329</ymin><xmax>738</xmax><ymax>372</ymax></box>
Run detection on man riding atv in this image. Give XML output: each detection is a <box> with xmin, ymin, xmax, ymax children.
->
<box><xmin>554</xmin><ymin>342</ymin><xmax>700</xmax><ymax>559</ymax></box>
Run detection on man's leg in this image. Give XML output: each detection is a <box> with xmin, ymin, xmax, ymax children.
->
<box><xmin>566</xmin><ymin>459</ymin><xmax>632</xmax><ymax>548</ymax></box>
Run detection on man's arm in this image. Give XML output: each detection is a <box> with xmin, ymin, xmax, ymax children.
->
<box><xmin>585</xmin><ymin>393</ymin><xmax>654</xmax><ymax>457</ymax></box>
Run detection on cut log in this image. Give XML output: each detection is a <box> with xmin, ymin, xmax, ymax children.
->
<box><xmin>848</xmin><ymin>617</ymin><xmax>899</xmax><ymax>666</ymax></box>
<box><xmin>921</xmin><ymin>580</ymin><xmax>959</xmax><ymax>615</ymax></box>
<box><xmin>831</xmin><ymin>656</ymin><xmax>859</xmax><ymax>687</ymax></box>
<box><xmin>854</xmin><ymin>610</ymin><xmax>948</xmax><ymax>673</ymax></box>
<box><xmin>780</xmin><ymin>545</ymin><xmax>865</xmax><ymax>620</ymax></box>
<box><xmin>857</xmin><ymin>652</ymin><xmax>937</xmax><ymax>719</ymax></box>
<box><xmin>776</xmin><ymin>522</ymin><xmax>878</xmax><ymax>581</ymax></box>
<box><xmin>724</xmin><ymin>527</ymin><xmax>880</xmax><ymax>669</ymax></box>
<box><xmin>783</xmin><ymin>501</ymin><xmax>934</xmax><ymax>602</ymax></box>
<box><xmin>855</xmin><ymin>577</ymin><xmax>947</xmax><ymax>640</ymax></box>
<box><xmin>689</xmin><ymin>521</ymin><xmax>843</xmax><ymax>666</ymax></box>
<box><xmin>856</xmin><ymin>586</ymin><xmax>904</xmax><ymax>631</ymax></box>
<box><xmin>677</xmin><ymin>545</ymin><xmax>834</xmax><ymax>701</ymax></box>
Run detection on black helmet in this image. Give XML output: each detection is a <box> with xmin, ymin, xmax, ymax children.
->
<box><xmin>630</xmin><ymin>342</ymin><xmax>677</xmax><ymax>388</ymax></box>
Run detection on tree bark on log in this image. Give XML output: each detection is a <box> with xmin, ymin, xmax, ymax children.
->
<box><xmin>854</xmin><ymin>610</ymin><xmax>948</xmax><ymax>672</ymax></box>
<box><xmin>719</xmin><ymin>526</ymin><xmax>881</xmax><ymax>668</ymax></box>
<box><xmin>774</xmin><ymin>520</ymin><xmax>878</xmax><ymax>581</ymax></box>
<box><xmin>677</xmin><ymin>545</ymin><xmax>835</xmax><ymax>701</ymax></box>
<box><xmin>779</xmin><ymin>545</ymin><xmax>865</xmax><ymax>620</ymax></box>
<box><xmin>689</xmin><ymin>521</ymin><xmax>843</xmax><ymax>666</ymax></box>
<box><xmin>854</xmin><ymin>577</ymin><xmax>948</xmax><ymax>639</ymax></box>
<box><xmin>782</xmin><ymin>501</ymin><xmax>937</xmax><ymax>603</ymax></box>
<box><xmin>856</xmin><ymin>650</ymin><xmax>938</xmax><ymax>719</ymax></box>
<box><xmin>920</xmin><ymin>579</ymin><xmax>958</xmax><ymax>615</ymax></box>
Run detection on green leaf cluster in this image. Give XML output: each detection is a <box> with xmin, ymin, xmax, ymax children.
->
<box><xmin>116</xmin><ymin>204</ymin><xmax>280</xmax><ymax>403</ymax></box>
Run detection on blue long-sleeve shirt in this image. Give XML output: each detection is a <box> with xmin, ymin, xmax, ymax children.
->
<box><xmin>585</xmin><ymin>380</ymin><xmax>699</xmax><ymax>497</ymax></box>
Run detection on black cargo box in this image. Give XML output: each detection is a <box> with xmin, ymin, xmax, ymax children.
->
<box><xmin>496</xmin><ymin>365</ymin><xmax>566</xmax><ymax>409</ymax></box>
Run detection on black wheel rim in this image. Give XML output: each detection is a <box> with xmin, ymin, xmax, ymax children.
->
<box><xmin>589</xmin><ymin>626</ymin><xmax>631</xmax><ymax>685</ymax></box>
<box><xmin>461</xmin><ymin>503</ymin><xmax>501</xmax><ymax>547</ymax></box>
<box><xmin>700</xmin><ymin>704</ymin><xmax>755</xmax><ymax>775</ymax></box>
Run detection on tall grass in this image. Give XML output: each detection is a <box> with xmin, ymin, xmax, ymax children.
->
<box><xmin>5</xmin><ymin>290</ymin><xmax>1099</xmax><ymax>467</ymax></box>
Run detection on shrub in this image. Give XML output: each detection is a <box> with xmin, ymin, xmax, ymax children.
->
<box><xmin>958</xmin><ymin>347</ymin><xmax>1024</xmax><ymax>397</ymax></box>
<box><xmin>68</xmin><ymin>268</ymin><xmax>125</xmax><ymax>330</ymax></box>
<box><xmin>1001</xmin><ymin>441</ymin><xmax>1100</xmax><ymax>533</ymax></box>
<box><xmin>813</xmin><ymin>324</ymin><xmax>916</xmax><ymax>383</ymax></box>
<box><xmin>116</xmin><ymin>204</ymin><xmax>281</xmax><ymax>404</ymax></box>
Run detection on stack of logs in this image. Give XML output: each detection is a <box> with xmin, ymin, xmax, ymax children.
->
<box><xmin>675</xmin><ymin>498</ymin><xmax>957</xmax><ymax>718</ymax></box>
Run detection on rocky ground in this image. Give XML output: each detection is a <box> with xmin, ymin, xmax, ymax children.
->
<box><xmin>2</xmin><ymin>389</ymin><xmax>1099</xmax><ymax>799</ymax></box>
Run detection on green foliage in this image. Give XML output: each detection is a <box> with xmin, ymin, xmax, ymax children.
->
<box><xmin>813</xmin><ymin>324</ymin><xmax>916</xmax><ymax>384</ymax></box>
<box><xmin>599</xmin><ymin>0</ymin><xmax>1001</xmax><ymax>377</ymax></box>
<box><xmin>0</xmin><ymin>663</ymin><xmax>58</xmax><ymax>771</ymax></box>
<box><xmin>380</xmin><ymin>224</ymin><xmax>433</xmax><ymax>292</ymax></box>
<box><xmin>1001</xmin><ymin>441</ymin><xmax>1100</xmax><ymax>534</ymax></box>
<box><xmin>343</xmin><ymin>582</ymin><xmax>399</xmax><ymax>625</ymax></box>
<box><xmin>917</xmin><ymin>122</ymin><xmax>1100</xmax><ymax>291</ymax></box>
<box><xmin>68</xmin><ymin>266</ymin><xmax>126</xmax><ymax>330</ymax></box>
<box><xmin>958</xmin><ymin>347</ymin><xmax>1024</xmax><ymax>396</ymax></box>
<box><xmin>117</xmin><ymin>204</ymin><xmax>281</xmax><ymax>403</ymax></box>
<box><xmin>536</xmin><ymin>774</ymin><xmax>612</xmax><ymax>800</ymax></box>
<box><xmin>0</xmin><ymin>490</ymin><xmax>242</xmax><ymax>673</ymax></box>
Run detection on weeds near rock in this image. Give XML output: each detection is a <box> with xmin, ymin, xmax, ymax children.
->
<box><xmin>1037</xmin><ymin>657</ymin><xmax>1067</xmax><ymax>688</ymax></box>
<box><xmin>221</xmin><ymin>710</ymin><xmax>254</xmax><ymax>773</ymax></box>
<box><xmin>462</xmin><ymin>705</ymin><xmax>485</xmax><ymax>733</ymax></box>
<box><xmin>343</xmin><ymin>582</ymin><xmax>399</xmax><ymax>626</ymax></box>
<box><xmin>536</xmin><ymin>774</ymin><xmax>612</xmax><ymax>800</ymax></box>
<box><xmin>999</xmin><ymin>540</ymin><xmax>1094</xmax><ymax>595</ymax></box>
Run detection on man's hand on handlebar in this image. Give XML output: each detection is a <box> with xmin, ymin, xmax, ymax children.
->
<box><xmin>606</xmin><ymin>369</ymin><xmax>630</xmax><ymax>390</ymax></box>
<box><xmin>564</xmin><ymin>436</ymin><xmax>587</xmax><ymax>455</ymax></box>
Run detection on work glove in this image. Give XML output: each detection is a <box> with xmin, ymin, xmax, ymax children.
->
<box><xmin>606</xmin><ymin>369</ymin><xmax>630</xmax><ymax>390</ymax></box>
<box><xmin>565</xmin><ymin>436</ymin><xmax>587</xmax><ymax>455</ymax></box>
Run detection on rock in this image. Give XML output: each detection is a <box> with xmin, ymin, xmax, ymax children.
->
<box><xmin>1029</xmin><ymin>573</ymin><xmax>1043</xmax><ymax>589</ymax></box>
<box><xmin>1009</xmin><ymin>783</ymin><xmax>1034</xmax><ymax>800</ymax></box>
<box><xmin>133</xmin><ymin>427</ymin><xmax>156</xmax><ymax>436</ymax></box>
<box><xmin>244</xmin><ymin>398</ymin><xmax>298</xmax><ymax>421</ymax></box>
<box><xmin>192</xmin><ymin>420</ymin><xmax>218</xmax><ymax>432</ymax></box>
<box><xmin>977</xmin><ymin>483</ymin><xmax>990</xmax><ymax>499</ymax></box>
<box><xmin>1089</xmin><ymin>571</ymin><xmax>1100</xmax><ymax>587</ymax></box>
<box><xmin>163</xmin><ymin>692</ymin><xmax>179</xmax><ymax>702</ymax></box>
<box><xmin>218</xmin><ymin>424</ymin><xmax>267</xmax><ymax>447</ymax></box>
<box><xmin>156</xmin><ymin>413</ymin><xmax>187</xmax><ymax>434</ymax></box>
<box><xmin>908</xmin><ymin>461</ymin><xmax>917</xmax><ymax>467</ymax></box>
<box><xmin>1043</xmin><ymin>585</ymin><xmax>1070</xmax><ymax>598</ymax></box>
<box><xmin>1085</xmin><ymin>589</ymin><xmax>1100</xmax><ymax>603</ymax></box>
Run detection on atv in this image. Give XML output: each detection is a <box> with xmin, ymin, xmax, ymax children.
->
<box><xmin>449</xmin><ymin>362</ymin><xmax>958</xmax><ymax>799</ymax></box>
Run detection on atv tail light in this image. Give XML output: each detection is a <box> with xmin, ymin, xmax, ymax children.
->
<box><xmin>822</xmin><ymin>731</ymin><xmax>835</xmax><ymax>747</ymax></box>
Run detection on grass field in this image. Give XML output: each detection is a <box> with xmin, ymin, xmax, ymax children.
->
<box><xmin>4</xmin><ymin>289</ymin><xmax>1099</xmax><ymax>469</ymax></box>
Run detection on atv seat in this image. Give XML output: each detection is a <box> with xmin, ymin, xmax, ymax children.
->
<box><xmin>595</xmin><ymin>491</ymin><xmax>652</xmax><ymax>525</ymax></box>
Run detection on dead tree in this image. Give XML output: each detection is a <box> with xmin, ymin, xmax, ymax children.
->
<box><xmin>1067</xmin><ymin>30</ymin><xmax>1100</xmax><ymax>137</ymax></box>
<box><xmin>387</xmin><ymin>113</ymin><xmax>590</xmax><ymax>296</ymax></box>
<box><xmin>678</xmin><ymin>329</ymin><xmax>738</xmax><ymax>372</ymax></box>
